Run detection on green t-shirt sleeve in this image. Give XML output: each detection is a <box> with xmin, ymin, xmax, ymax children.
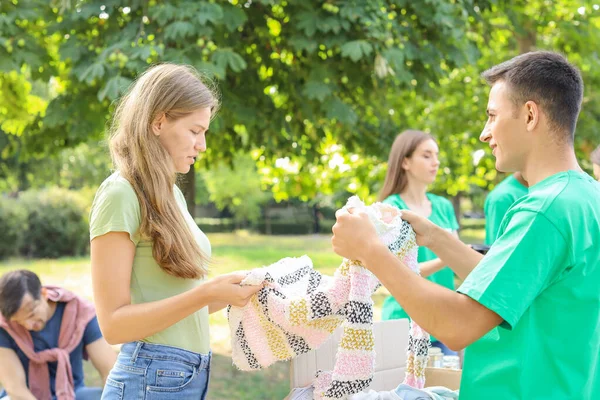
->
<box><xmin>484</xmin><ymin>193</ymin><xmax>516</xmax><ymax>245</ymax></box>
<box><xmin>458</xmin><ymin>210</ymin><xmax>569</xmax><ymax>329</ymax></box>
<box><xmin>89</xmin><ymin>179</ymin><xmax>141</xmax><ymax>245</ymax></box>
<box><xmin>382</xmin><ymin>194</ymin><xmax>403</xmax><ymax>209</ymax></box>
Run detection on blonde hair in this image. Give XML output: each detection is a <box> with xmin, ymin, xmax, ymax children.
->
<box><xmin>108</xmin><ymin>64</ymin><xmax>219</xmax><ymax>279</ymax></box>
<box><xmin>378</xmin><ymin>130</ymin><xmax>436</xmax><ymax>201</ymax></box>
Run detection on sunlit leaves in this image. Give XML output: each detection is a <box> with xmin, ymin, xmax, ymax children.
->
<box><xmin>78</xmin><ymin>63</ymin><xmax>105</xmax><ymax>84</ymax></box>
<box><xmin>98</xmin><ymin>75</ymin><xmax>133</xmax><ymax>101</ymax></box>
<box><xmin>221</xmin><ymin>4</ymin><xmax>248</xmax><ymax>32</ymax></box>
<box><xmin>197</xmin><ymin>2</ymin><xmax>224</xmax><ymax>25</ymax></box>
<box><xmin>211</xmin><ymin>49</ymin><xmax>247</xmax><ymax>74</ymax></box>
<box><xmin>340</xmin><ymin>40</ymin><xmax>373</xmax><ymax>62</ymax></box>
<box><xmin>164</xmin><ymin>21</ymin><xmax>196</xmax><ymax>41</ymax></box>
<box><xmin>302</xmin><ymin>81</ymin><xmax>332</xmax><ymax>102</ymax></box>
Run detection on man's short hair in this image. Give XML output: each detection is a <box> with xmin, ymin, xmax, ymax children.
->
<box><xmin>481</xmin><ymin>51</ymin><xmax>583</xmax><ymax>142</ymax></box>
<box><xmin>591</xmin><ymin>145</ymin><xmax>600</xmax><ymax>166</ymax></box>
<box><xmin>0</xmin><ymin>270</ymin><xmax>42</xmax><ymax>319</ymax></box>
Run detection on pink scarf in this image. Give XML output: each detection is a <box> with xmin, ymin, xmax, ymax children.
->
<box><xmin>0</xmin><ymin>286</ymin><xmax>96</xmax><ymax>400</ymax></box>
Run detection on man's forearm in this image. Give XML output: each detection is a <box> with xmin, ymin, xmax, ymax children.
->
<box><xmin>362</xmin><ymin>243</ymin><xmax>492</xmax><ymax>350</ymax></box>
<box><xmin>428</xmin><ymin>226</ymin><xmax>483</xmax><ymax>280</ymax></box>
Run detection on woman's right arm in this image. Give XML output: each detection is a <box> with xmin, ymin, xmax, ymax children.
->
<box><xmin>91</xmin><ymin>231</ymin><xmax>261</xmax><ymax>345</ymax></box>
<box><xmin>418</xmin><ymin>258</ymin><xmax>445</xmax><ymax>278</ymax></box>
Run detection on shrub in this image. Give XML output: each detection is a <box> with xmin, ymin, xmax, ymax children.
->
<box><xmin>0</xmin><ymin>196</ymin><xmax>27</xmax><ymax>260</ymax></box>
<box><xmin>319</xmin><ymin>219</ymin><xmax>335</xmax><ymax>234</ymax></box>
<box><xmin>19</xmin><ymin>188</ymin><xmax>89</xmax><ymax>258</ymax></box>
<box><xmin>195</xmin><ymin>217</ymin><xmax>236</xmax><ymax>233</ymax></box>
<box><xmin>254</xmin><ymin>220</ymin><xmax>314</xmax><ymax>235</ymax></box>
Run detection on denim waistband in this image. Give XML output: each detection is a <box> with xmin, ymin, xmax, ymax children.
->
<box><xmin>120</xmin><ymin>341</ymin><xmax>211</xmax><ymax>370</ymax></box>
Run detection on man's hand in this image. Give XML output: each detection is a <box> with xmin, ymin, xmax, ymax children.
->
<box><xmin>402</xmin><ymin>210</ymin><xmax>483</xmax><ymax>281</ymax></box>
<box><xmin>399</xmin><ymin>210</ymin><xmax>440</xmax><ymax>248</ymax></box>
<box><xmin>331</xmin><ymin>208</ymin><xmax>384</xmax><ymax>265</ymax></box>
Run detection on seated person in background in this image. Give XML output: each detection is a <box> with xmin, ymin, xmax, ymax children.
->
<box><xmin>0</xmin><ymin>270</ymin><xmax>116</xmax><ymax>400</ymax></box>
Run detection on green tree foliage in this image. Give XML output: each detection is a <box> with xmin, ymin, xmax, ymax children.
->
<box><xmin>1</xmin><ymin>0</ymin><xmax>599</xmax><ymax>210</ymax></box>
<box><xmin>256</xmin><ymin>1</ymin><xmax>600</xmax><ymax>205</ymax></box>
<box><xmin>2</xmin><ymin>0</ymin><xmax>491</xmax><ymax>160</ymax></box>
<box><xmin>200</xmin><ymin>152</ymin><xmax>270</xmax><ymax>224</ymax></box>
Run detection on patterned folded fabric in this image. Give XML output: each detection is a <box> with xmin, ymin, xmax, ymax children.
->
<box><xmin>228</xmin><ymin>197</ymin><xmax>430</xmax><ymax>399</ymax></box>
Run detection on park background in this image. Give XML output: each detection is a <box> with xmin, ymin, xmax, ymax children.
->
<box><xmin>1</xmin><ymin>1</ymin><xmax>599</xmax><ymax>398</ymax></box>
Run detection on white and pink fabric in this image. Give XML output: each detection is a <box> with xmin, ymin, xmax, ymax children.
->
<box><xmin>228</xmin><ymin>197</ymin><xmax>430</xmax><ymax>399</ymax></box>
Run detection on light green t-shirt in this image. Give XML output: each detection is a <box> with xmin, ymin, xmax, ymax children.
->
<box><xmin>484</xmin><ymin>174</ymin><xmax>528</xmax><ymax>245</ymax></box>
<box><xmin>381</xmin><ymin>193</ymin><xmax>459</xmax><ymax>324</ymax></box>
<box><xmin>89</xmin><ymin>172</ymin><xmax>211</xmax><ymax>355</ymax></box>
<box><xmin>458</xmin><ymin>171</ymin><xmax>600</xmax><ymax>399</ymax></box>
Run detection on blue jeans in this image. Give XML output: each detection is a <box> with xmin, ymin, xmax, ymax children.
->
<box><xmin>75</xmin><ymin>386</ymin><xmax>103</xmax><ymax>399</ymax></box>
<box><xmin>431</xmin><ymin>340</ymin><xmax>458</xmax><ymax>356</ymax></box>
<box><xmin>101</xmin><ymin>341</ymin><xmax>211</xmax><ymax>400</ymax></box>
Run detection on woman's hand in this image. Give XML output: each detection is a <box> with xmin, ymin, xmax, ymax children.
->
<box><xmin>207</xmin><ymin>273</ymin><xmax>263</xmax><ymax>307</ymax></box>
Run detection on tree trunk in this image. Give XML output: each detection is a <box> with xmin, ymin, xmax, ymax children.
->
<box><xmin>18</xmin><ymin>162</ymin><xmax>29</xmax><ymax>192</ymax></box>
<box><xmin>312</xmin><ymin>204</ymin><xmax>321</xmax><ymax>234</ymax></box>
<box><xmin>452</xmin><ymin>193</ymin><xmax>462</xmax><ymax>228</ymax></box>
<box><xmin>181</xmin><ymin>166</ymin><xmax>196</xmax><ymax>218</ymax></box>
<box><xmin>517</xmin><ymin>21</ymin><xmax>536</xmax><ymax>54</ymax></box>
<box><xmin>265</xmin><ymin>205</ymin><xmax>272</xmax><ymax>235</ymax></box>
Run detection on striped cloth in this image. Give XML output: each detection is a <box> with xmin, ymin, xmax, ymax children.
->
<box><xmin>228</xmin><ymin>197</ymin><xmax>430</xmax><ymax>399</ymax></box>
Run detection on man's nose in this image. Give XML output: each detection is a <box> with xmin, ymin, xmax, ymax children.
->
<box><xmin>480</xmin><ymin>125</ymin><xmax>491</xmax><ymax>142</ymax></box>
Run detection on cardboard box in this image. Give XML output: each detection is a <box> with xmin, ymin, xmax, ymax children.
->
<box><xmin>424</xmin><ymin>367</ymin><xmax>462</xmax><ymax>391</ymax></box>
<box><xmin>284</xmin><ymin>368</ymin><xmax>462</xmax><ymax>399</ymax></box>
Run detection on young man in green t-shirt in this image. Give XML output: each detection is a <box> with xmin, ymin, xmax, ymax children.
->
<box><xmin>483</xmin><ymin>172</ymin><xmax>528</xmax><ymax>245</ymax></box>
<box><xmin>332</xmin><ymin>51</ymin><xmax>600</xmax><ymax>399</ymax></box>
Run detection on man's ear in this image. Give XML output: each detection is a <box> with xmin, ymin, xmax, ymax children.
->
<box><xmin>524</xmin><ymin>100</ymin><xmax>540</xmax><ymax>132</ymax></box>
<box><xmin>40</xmin><ymin>287</ymin><xmax>47</xmax><ymax>299</ymax></box>
<box><xmin>152</xmin><ymin>113</ymin><xmax>166</xmax><ymax>137</ymax></box>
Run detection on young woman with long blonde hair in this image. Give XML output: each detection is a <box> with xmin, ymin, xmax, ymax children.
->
<box><xmin>90</xmin><ymin>64</ymin><xmax>262</xmax><ymax>399</ymax></box>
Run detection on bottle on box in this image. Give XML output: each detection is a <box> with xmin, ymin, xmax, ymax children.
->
<box><xmin>427</xmin><ymin>347</ymin><xmax>444</xmax><ymax>368</ymax></box>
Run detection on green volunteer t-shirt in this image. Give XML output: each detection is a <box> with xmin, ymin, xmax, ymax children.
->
<box><xmin>89</xmin><ymin>172</ymin><xmax>212</xmax><ymax>354</ymax></box>
<box><xmin>381</xmin><ymin>193</ymin><xmax>459</xmax><ymax>324</ymax></box>
<box><xmin>458</xmin><ymin>171</ymin><xmax>600</xmax><ymax>399</ymax></box>
<box><xmin>484</xmin><ymin>174</ymin><xmax>528</xmax><ymax>245</ymax></box>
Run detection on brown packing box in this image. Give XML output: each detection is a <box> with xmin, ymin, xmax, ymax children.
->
<box><xmin>424</xmin><ymin>367</ymin><xmax>462</xmax><ymax>391</ymax></box>
<box><xmin>286</xmin><ymin>320</ymin><xmax>464</xmax><ymax>399</ymax></box>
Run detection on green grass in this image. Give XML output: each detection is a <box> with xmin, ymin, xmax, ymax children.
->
<box><xmin>0</xmin><ymin>230</ymin><xmax>482</xmax><ymax>398</ymax></box>
<box><xmin>458</xmin><ymin>228</ymin><xmax>485</xmax><ymax>245</ymax></box>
